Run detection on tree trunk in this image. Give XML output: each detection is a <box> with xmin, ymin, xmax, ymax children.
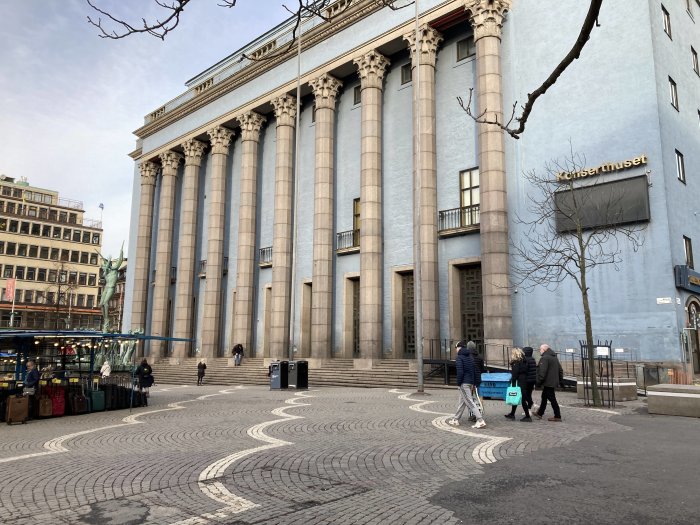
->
<box><xmin>579</xmin><ymin>263</ymin><xmax>601</xmax><ymax>406</ymax></box>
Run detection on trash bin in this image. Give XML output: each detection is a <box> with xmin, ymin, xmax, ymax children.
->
<box><xmin>269</xmin><ymin>361</ymin><xmax>289</xmax><ymax>390</ymax></box>
<box><xmin>288</xmin><ymin>360</ymin><xmax>308</xmax><ymax>390</ymax></box>
<box><xmin>479</xmin><ymin>372</ymin><xmax>512</xmax><ymax>399</ymax></box>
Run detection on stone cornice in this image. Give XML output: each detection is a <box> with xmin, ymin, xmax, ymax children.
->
<box><xmin>134</xmin><ymin>0</ymin><xmax>384</xmax><ymax>140</ymax></box>
<box><xmin>181</xmin><ymin>139</ymin><xmax>207</xmax><ymax>166</ymax></box>
<box><xmin>403</xmin><ymin>24</ymin><xmax>444</xmax><ymax>68</ymax></box>
<box><xmin>272</xmin><ymin>95</ymin><xmax>298</xmax><ymax>127</ymax></box>
<box><xmin>464</xmin><ymin>0</ymin><xmax>511</xmax><ymax>41</ymax></box>
<box><xmin>139</xmin><ymin>161</ymin><xmax>158</xmax><ymax>186</ymax></box>
<box><xmin>159</xmin><ymin>151</ymin><xmax>183</xmax><ymax>173</ymax></box>
<box><xmin>207</xmin><ymin>126</ymin><xmax>235</xmax><ymax>155</ymax></box>
<box><xmin>354</xmin><ymin>50</ymin><xmax>390</xmax><ymax>90</ymax></box>
<box><xmin>238</xmin><ymin>111</ymin><xmax>267</xmax><ymax>142</ymax></box>
<box><xmin>309</xmin><ymin>73</ymin><xmax>343</xmax><ymax>110</ymax></box>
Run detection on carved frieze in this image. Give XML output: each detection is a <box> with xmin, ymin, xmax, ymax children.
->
<box><xmin>271</xmin><ymin>95</ymin><xmax>298</xmax><ymax>127</ymax></box>
<box><xmin>354</xmin><ymin>50</ymin><xmax>390</xmax><ymax>90</ymax></box>
<box><xmin>403</xmin><ymin>24</ymin><xmax>444</xmax><ymax>68</ymax></box>
<box><xmin>309</xmin><ymin>73</ymin><xmax>343</xmax><ymax>110</ymax></box>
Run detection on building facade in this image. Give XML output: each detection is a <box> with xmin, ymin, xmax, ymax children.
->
<box><xmin>125</xmin><ymin>0</ymin><xmax>700</xmax><ymax>374</ymax></box>
<box><xmin>0</xmin><ymin>176</ymin><xmax>104</xmax><ymax>330</ymax></box>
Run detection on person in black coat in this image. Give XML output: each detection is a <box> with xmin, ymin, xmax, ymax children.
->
<box><xmin>197</xmin><ymin>360</ymin><xmax>207</xmax><ymax>386</ymax></box>
<box><xmin>448</xmin><ymin>341</ymin><xmax>487</xmax><ymax>429</ymax></box>
<box><xmin>522</xmin><ymin>346</ymin><xmax>537</xmax><ymax>410</ymax></box>
<box><xmin>135</xmin><ymin>359</ymin><xmax>153</xmax><ymax>390</ymax></box>
<box><xmin>24</xmin><ymin>360</ymin><xmax>40</xmax><ymax>420</ymax></box>
<box><xmin>505</xmin><ymin>348</ymin><xmax>532</xmax><ymax>421</ymax></box>
<box><xmin>534</xmin><ymin>344</ymin><xmax>564</xmax><ymax>421</ymax></box>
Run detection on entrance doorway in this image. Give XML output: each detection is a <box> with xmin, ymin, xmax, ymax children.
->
<box><xmin>459</xmin><ymin>264</ymin><xmax>484</xmax><ymax>344</ymax></box>
<box><xmin>688</xmin><ymin>300</ymin><xmax>700</xmax><ymax>374</ymax></box>
<box><xmin>402</xmin><ymin>273</ymin><xmax>415</xmax><ymax>357</ymax></box>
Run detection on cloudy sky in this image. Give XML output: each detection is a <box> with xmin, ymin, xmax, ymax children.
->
<box><xmin>0</xmin><ymin>0</ymin><xmax>290</xmax><ymax>257</ymax></box>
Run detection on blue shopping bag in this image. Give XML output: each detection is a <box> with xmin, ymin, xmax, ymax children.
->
<box><xmin>505</xmin><ymin>385</ymin><xmax>522</xmax><ymax>406</ymax></box>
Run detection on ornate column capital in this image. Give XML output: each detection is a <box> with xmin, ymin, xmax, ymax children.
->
<box><xmin>139</xmin><ymin>161</ymin><xmax>158</xmax><ymax>186</ymax></box>
<box><xmin>403</xmin><ymin>24</ymin><xmax>443</xmax><ymax>68</ymax></box>
<box><xmin>207</xmin><ymin>126</ymin><xmax>235</xmax><ymax>155</ymax></box>
<box><xmin>271</xmin><ymin>94</ymin><xmax>298</xmax><ymax>127</ymax></box>
<box><xmin>181</xmin><ymin>139</ymin><xmax>207</xmax><ymax>166</ymax></box>
<box><xmin>353</xmin><ymin>50</ymin><xmax>390</xmax><ymax>90</ymax></box>
<box><xmin>159</xmin><ymin>151</ymin><xmax>183</xmax><ymax>173</ymax></box>
<box><xmin>238</xmin><ymin>111</ymin><xmax>267</xmax><ymax>142</ymax></box>
<box><xmin>309</xmin><ymin>73</ymin><xmax>343</xmax><ymax>110</ymax></box>
<box><xmin>464</xmin><ymin>0</ymin><xmax>511</xmax><ymax>41</ymax></box>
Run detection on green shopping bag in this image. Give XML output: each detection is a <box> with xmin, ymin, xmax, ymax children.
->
<box><xmin>505</xmin><ymin>385</ymin><xmax>522</xmax><ymax>406</ymax></box>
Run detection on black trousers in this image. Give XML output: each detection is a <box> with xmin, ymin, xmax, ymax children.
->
<box><xmin>537</xmin><ymin>386</ymin><xmax>561</xmax><ymax>418</ymax></box>
<box><xmin>509</xmin><ymin>383</ymin><xmax>535</xmax><ymax>416</ymax></box>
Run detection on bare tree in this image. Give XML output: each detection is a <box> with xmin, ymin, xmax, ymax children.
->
<box><xmin>510</xmin><ymin>148</ymin><xmax>647</xmax><ymax>406</ymax></box>
<box><xmin>87</xmin><ymin>0</ymin><xmax>600</xmax><ymax>136</ymax></box>
<box><xmin>459</xmin><ymin>0</ymin><xmax>603</xmax><ymax>139</ymax></box>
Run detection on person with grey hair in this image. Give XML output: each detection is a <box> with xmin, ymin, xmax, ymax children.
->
<box><xmin>534</xmin><ymin>344</ymin><xmax>564</xmax><ymax>421</ymax></box>
<box><xmin>448</xmin><ymin>340</ymin><xmax>486</xmax><ymax>429</ymax></box>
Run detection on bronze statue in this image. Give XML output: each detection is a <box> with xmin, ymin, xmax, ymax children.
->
<box><xmin>97</xmin><ymin>243</ymin><xmax>124</xmax><ymax>332</ymax></box>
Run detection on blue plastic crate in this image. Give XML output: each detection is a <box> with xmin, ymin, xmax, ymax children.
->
<box><xmin>479</xmin><ymin>373</ymin><xmax>512</xmax><ymax>400</ymax></box>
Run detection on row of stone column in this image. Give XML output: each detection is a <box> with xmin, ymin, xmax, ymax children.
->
<box><xmin>130</xmin><ymin>4</ymin><xmax>513</xmax><ymax>359</ymax></box>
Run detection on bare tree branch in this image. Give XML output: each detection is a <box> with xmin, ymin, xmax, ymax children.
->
<box><xmin>460</xmin><ymin>0</ymin><xmax>604</xmax><ymax>139</ymax></box>
<box><xmin>86</xmin><ymin>0</ymin><xmax>193</xmax><ymax>40</ymax></box>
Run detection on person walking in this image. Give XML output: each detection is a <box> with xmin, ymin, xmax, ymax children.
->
<box><xmin>100</xmin><ymin>360</ymin><xmax>111</xmax><ymax>378</ymax></box>
<box><xmin>522</xmin><ymin>346</ymin><xmax>537</xmax><ymax>411</ymax></box>
<box><xmin>24</xmin><ymin>360</ymin><xmax>40</xmax><ymax>420</ymax></box>
<box><xmin>197</xmin><ymin>360</ymin><xmax>207</xmax><ymax>386</ymax></box>
<box><xmin>534</xmin><ymin>344</ymin><xmax>564</xmax><ymax>422</ymax></box>
<box><xmin>448</xmin><ymin>341</ymin><xmax>486</xmax><ymax>429</ymax></box>
<box><xmin>233</xmin><ymin>344</ymin><xmax>244</xmax><ymax>366</ymax></box>
<box><xmin>468</xmin><ymin>343</ymin><xmax>486</xmax><ymax>422</ymax></box>
<box><xmin>504</xmin><ymin>348</ymin><xmax>531</xmax><ymax>422</ymax></box>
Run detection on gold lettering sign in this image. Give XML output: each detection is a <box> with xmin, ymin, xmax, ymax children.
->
<box><xmin>556</xmin><ymin>155</ymin><xmax>647</xmax><ymax>182</ymax></box>
<box><xmin>689</xmin><ymin>275</ymin><xmax>700</xmax><ymax>286</ymax></box>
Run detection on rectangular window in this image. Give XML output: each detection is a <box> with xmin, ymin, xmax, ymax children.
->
<box><xmin>12</xmin><ymin>188</ymin><xmax>21</xmax><ymax>198</ymax></box>
<box><xmin>38</xmin><ymin>207</ymin><xmax>47</xmax><ymax>219</ymax></box>
<box><xmin>23</xmin><ymin>290</ymin><xmax>33</xmax><ymax>303</ymax></box>
<box><xmin>80</xmin><ymin>252</ymin><xmax>88</xmax><ymax>264</ymax></box>
<box><xmin>77</xmin><ymin>294</ymin><xmax>85</xmax><ymax>307</ymax></box>
<box><xmin>28</xmin><ymin>245</ymin><xmax>38</xmax><ymax>258</ymax></box>
<box><xmin>662</xmin><ymin>5</ymin><xmax>672</xmax><ymax>38</ymax></box>
<box><xmin>37</xmin><ymin>268</ymin><xmax>46</xmax><ymax>281</ymax></box>
<box><xmin>88</xmin><ymin>274</ymin><xmax>97</xmax><ymax>286</ymax></box>
<box><xmin>669</xmin><ymin>77</ymin><xmax>679</xmax><ymax>110</ymax></box>
<box><xmin>457</xmin><ymin>36</ymin><xmax>476</xmax><ymax>61</ymax></box>
<box><xmin>26</xmin><ymin>267</ymin><xmax>36</xmax><ymax>280</ymax></box>
<box><xmin>353</xmin><ymin>85</ymin><xmax>361</xmax><ymax>105</ymax></box>
<box><xmin>18</xmin><ymin>244</ymin><xmax>27</xmax><ymax>257</ymax></box>
<box><xmin>2</xmin><ymin>266</ymin><xmax>12</xmax><ymax>278</ymax></box>
<box><xmin>693</xmin><ymin>47</ymin><xmax>699</xmax><ymax>76</ymax></box>
<box><xmin>59</xmin><ymin>271</ymin><xmax>67</xmax><ymax>283</ymax></box>
<box><xmin>40</xmin><ymin>246</ymin><xmax>49</xmax><ymax>259</ymax></box>
<box><xmin>353</xmin><ymin>197</ymin><xmax>361</xmax><ymax>233</ymax></box>
<box><xmin>15</xmin><ymin>267</ymin><xmax>24</xmax><ymax>280</ymax></box>
<box><xmin>49</xmin><ymin>209</ymin><xmax>57</xmax><ymax>221</ymax></box>
<box><xmin>53</xmin><ymin>226</ymin><xmax>61</xmax><ymax>239</ymax></box>
<box><xmin>401</xmin><ymin>63</ymin><xmax>412</xmax><ymax>85</ymax></box>
<box><xmin>6</xmin><ymin>243</ymin><xmax>16</xmax><ymax>256</ymax></box>
<box><xmin>82</xmin><ymin>231</ymin><xmax>90</xmax><ymax>243</ymax></box>
<box><xmin>47</xmin><ymin>292</ymin><xmax>55</xmax><ymax>305</ymax></box>
<box><xmin>20</xmin><ymin>222</ymin><xmax>29</xmax><ymax>234</ymax></box>
<box><xmin>60</xmin><ymin>249</ymin><xmax>69</xmax><ymax>261</ymax></box>
<box><xmin>62</xmin><ymin>228</ymin><xmax>71</xmax><ymax>240</ymax></box>
<box><xmin>27</xmin><ymin>206</ymin><xmax>37</xmax><ymax>217</ymax></box>
<box><xmin>685</xmin><ymin>236</ymin><xmax>694</xmax><ymax>269</ymax></box>
<box><xmin>41</xmin><ymin>225</ymin><xmax>51</xmax><ymax>237</ymax></box>
<box><xmin>78</xmin><ymin>273</ymin><xmax>87</xmax><ymax>286</ymax></box>
<box><xmin>0</xmin><ymin>241</ymin><xmax>4</xmax><ymax>254</ymax></box>
<box><xmin>92</xmin><ymin>233</ymin><xmax>100</xmax><ymax>244</ymax></box>
<box><xmin>50</xmin><ymin>248</ymin><xmax>59</xmax><ymax>260</ymax></box>
<box><xmin>68</xmin><ymin>271</ymin><xmax>77</xmax><ymax>284</ymax></box>
<box><xmin>89</xmin><ymin>253</ymin><xmax>98</xmax><ymax>265</ymax></box>
<box><xmin>460</xmin><ymin>168</ymin><xmax>480</xmax><ymax>208</ymax></box>
<box><xmin>68</xmin><ymin>213</ymin><xmax>77</xmax><ymax>224</ymax></box>
<box><xmin>6</xmin><ymin>202</ymin><xmax>15</xmax><ymax>214</ymax></box>
<box><xmin>9</xmin><ymin>220</ymin><xmax>18</xmax><ymax>233</ymax></box>
<box><xmin>86</xmin><ymin>295</ymin><xmax>94</xmax><ymax>308</ymax></box>
<box><xmin>35</xmin><ymin>291</ymin><xmax>44</xmax><ymax>304</ymax></box>
<box><xmin>70</xmin><ymin>251</ymin><xmax>79</xmax><ymax>263</ymax></box>
<box><xmin>72</xmin><ymin>229</ymin><xmax>81</xmax><ymax>242</ymax></box>
<box><xmin>31</xmin><ymin>223</ymin><xmax>40</xmax><ymax>235</ymax></box>
<box><xmin>48</xmin><ymin>269</ymin><xmax>57</xmax><ymax>282</ymax></box>
<box><xmin>58</xmin><ymin>211</ymin><xmax>67</xmax><ymax>223</ymax></box>
<box><xmin>676</xmin><ymin>149</ymin><xmax>686</xmax><ymax>183</ymax></box>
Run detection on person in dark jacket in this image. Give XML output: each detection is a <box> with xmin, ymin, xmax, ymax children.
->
<box><xmin>135</xmin><ymin>359</ymin><xmax>153</xmax><ymax>390</ymax></box>
<box><xmin>522</xmin><ymin>346</ymin><xmax>537</xmax><ymax>411</ymax></box>
<box><xmin>197</xmin><ymin>360</ymin><xmax>207</xmax><ymax>386</ymax></box>
<box><xmin>233</xmin><ymin>344</ymin><xmax>244</xmax><ymax>366</ymax></box>
<box><xmin>467</xmin><ymin>343</ymin><xmax>487</xmax><ymax>422</ymax></box>
<box><xmin>24</xmin><ymin>360</ymin><xmax>40</xmax><ymax>420</ymax></box>
<box><xmin>505</xmin><ymin>348</ymin><xmax>532</xmax><ymax>421</ymax></box>
<box><xmin>448</xmin><ymin>341</ymin><xmax>486</xmax><ymax>429</ymax></box>
<box><xmin>534</xmin><ymin>344</ymin><xmax>564</xmax><ymax>421</ymax></box>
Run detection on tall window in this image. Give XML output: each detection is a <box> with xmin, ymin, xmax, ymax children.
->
<box><xmin>460</xmin><ymin>168</ymin><xmax>480</xmax><ymax>227</ymax></box>
<box><xmin>676</xmin><ymin>149</ymin><xmax>686</xmax><ymax>183</ymax></box>
<box><xmin>457</xmin><ymin>36</ymin><xmax>476</xmax><ymax>61</ymax></box>
<box><xmin>401</xmin><ymin>63</ymin><xmax>412</xmax><ymax>85</ymax></box>
<box><xmin>662</xmin><ymin>5</ymin><xmax>672</xmax><ymax>38</ymax></box>
<box><xmin>353</xmin><ymin>198</ymin><xmax>361</xmax><ymax>247</ymax></box>
<box><xmin>685</xmin><ymin>236</ymin><xmax>694</xmax><ymax>269</ymax></box>
<box><xmin>669</xmin><ymin>77</ymin><xmax>679</xmax><ymax>110</ymax></box>
<box><xmin>353</xmin><ymin>85</ymin><xmax>361</xmax><ymax>105</ymax></box>
<box><xmin>693</xmin><ymin>47</ymin><xmax>699</xmax><ymax>76</ymax></box>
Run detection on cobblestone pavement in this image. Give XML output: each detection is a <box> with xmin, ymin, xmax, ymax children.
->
<box><xmin>0</xmin><ymin>384</ymin><xmax>639</xmax><ymax>524</ymax></box>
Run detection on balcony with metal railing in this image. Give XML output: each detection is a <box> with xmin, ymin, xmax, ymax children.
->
<box><xmin>259</xmin><ymin>247</ymin><xmax>272</xmax><ymax>268</ymax></box>
<box><xmin>437</xmin><ymin>204</ymin><xmax>480</xmax><ymax>237</ymax></box>
<box><xmin>336</xmin><ymin>229</ymin><xmax>360</xmax><ymax>254</ymax></box>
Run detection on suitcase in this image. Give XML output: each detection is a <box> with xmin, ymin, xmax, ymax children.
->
<box><xmin>69</xmin><ymin>393</ymin><xmax>88</xmax><ymax>415</ymax></box>
<box><xmin>88</xmin><ymin>390</ymin><xmax>105</xmax><ymax>412</ymax></box>
<box><xmin>51</xmin><ymin>391</ymin><xmax>66</xmax><ymax>417</ymax></box>
<box><xmin>6</xmin><ymin>395</ymin><xmax>29</xmax><ymax>425</ymax></box>
<box><xmin>38</xmin><ymin>396</ymin><xmax>53</xmax><ymax>418</ymax></box>
<box><xmin>102</xmin><ymin>384</ymin><xmax>113</xmax><ymax>410</ymax></box>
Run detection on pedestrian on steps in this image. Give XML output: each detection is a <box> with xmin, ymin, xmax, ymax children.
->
<box><xmin>197</xmin><ymin>360</ymin><xmax>207</xmax><ymax>386</ymax></box>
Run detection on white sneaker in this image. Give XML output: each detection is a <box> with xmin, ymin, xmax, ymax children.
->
<box><xmin>472</xmin><ymin>419</ymin><xmax>487</xmax><ymax>429</ymax></box>
<box><xmin>448</xmin><ymin>418</ymin><xmax>459</xmax><ymax>426</ymax></box>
